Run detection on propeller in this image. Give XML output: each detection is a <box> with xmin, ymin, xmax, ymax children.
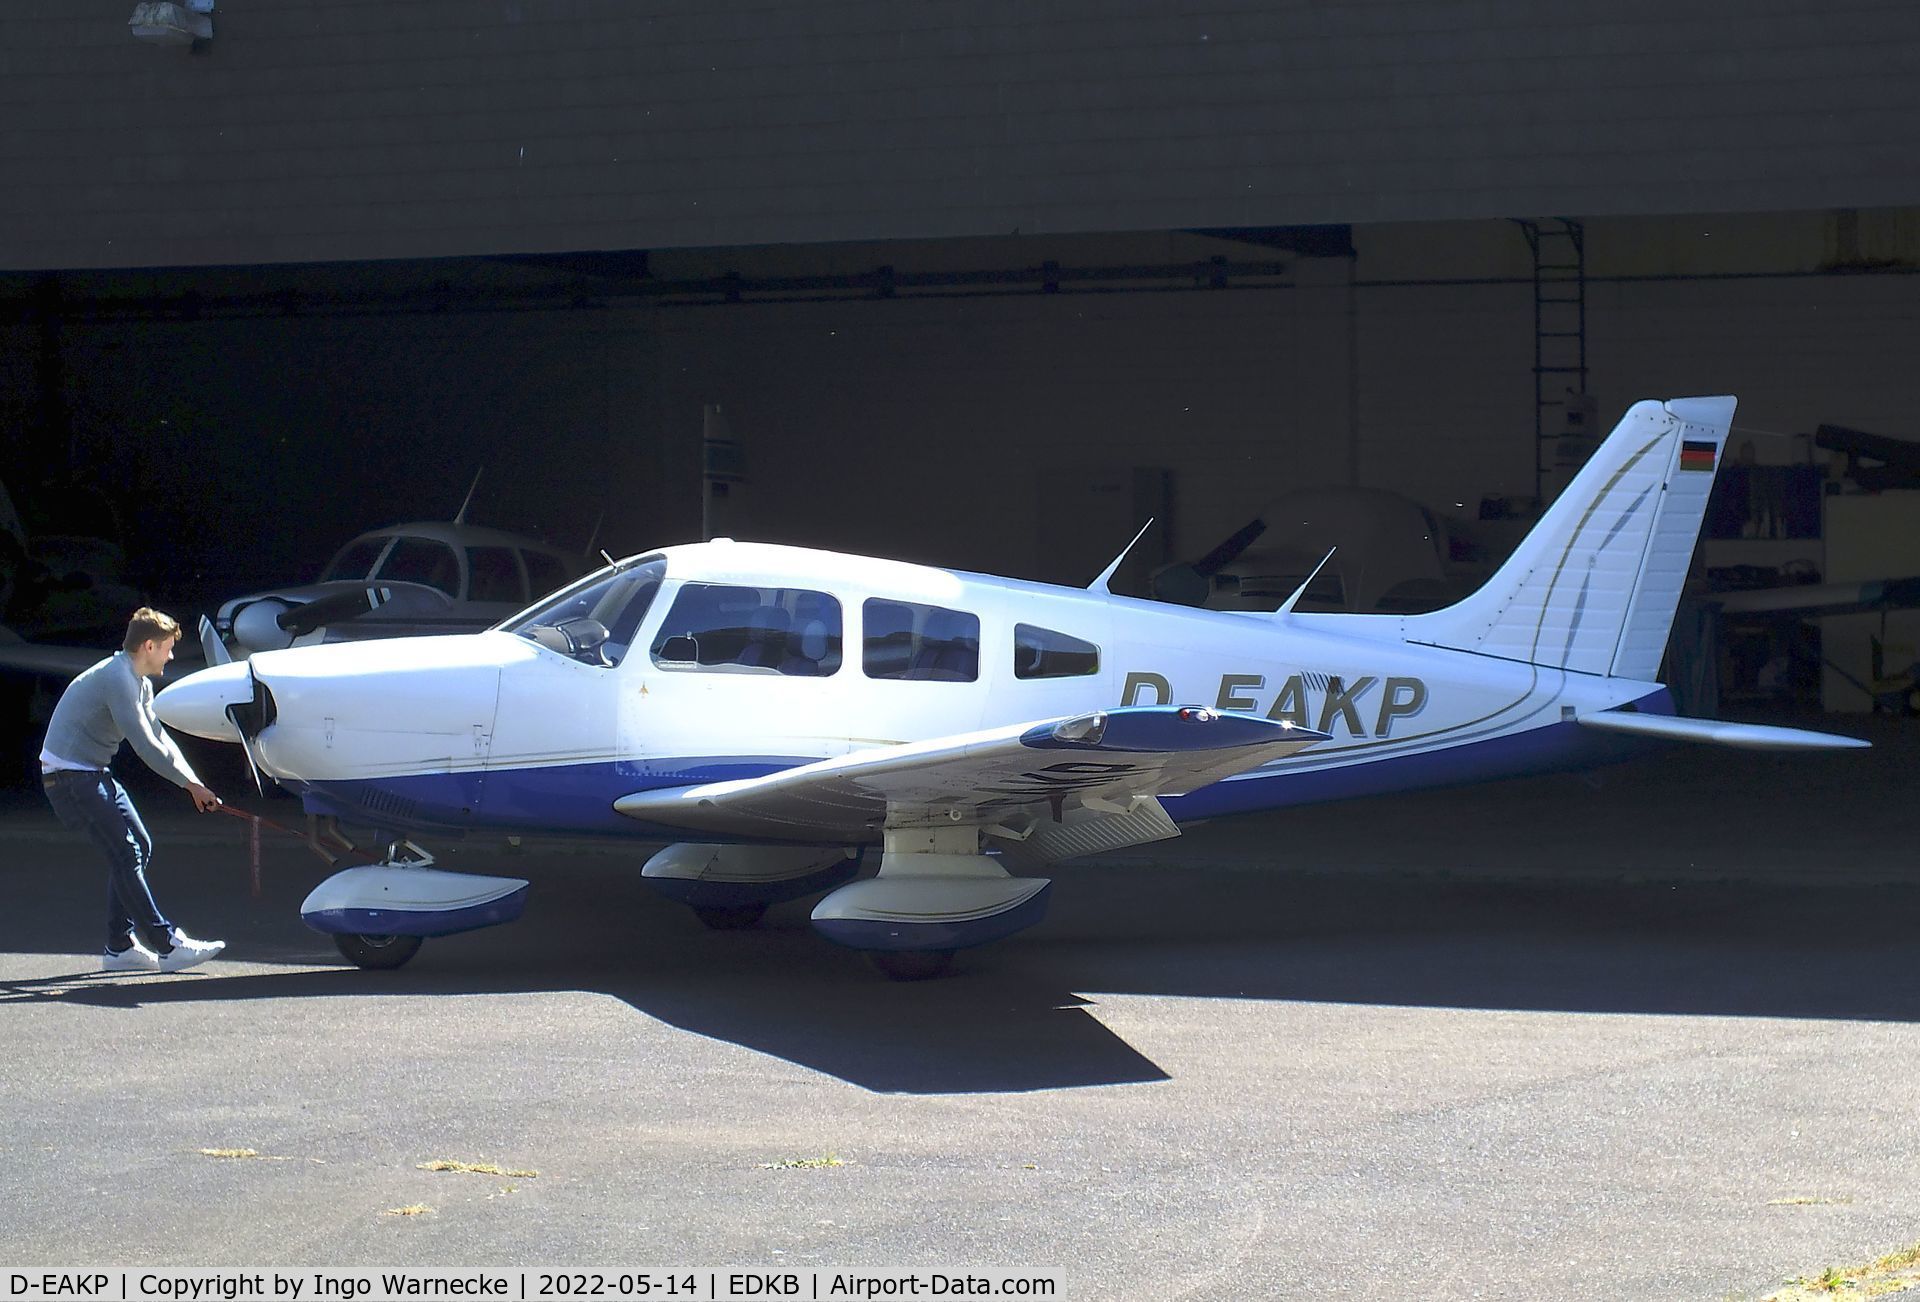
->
<box><xmin>276</xmin><ymin>586</ymin><xmax>392</xmax><ymax>639</ymax></box>
<box><xmin>222</xmin><ymin>665</ymin><xmax>278</xmax><ymax>797</ymax></box>
<box><xmin>197</xmin><ymin>614</ymin><xmax>232</xmax><ymax>667</ymax></box>
<box><xmin>230</xmin><ymin>586</ymin><xmax>393</xmax><ymax>652</ymax></box>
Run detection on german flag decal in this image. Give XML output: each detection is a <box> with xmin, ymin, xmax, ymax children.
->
<box><xmin>1679</xmin><ymin>440</ymin><xmax>1717</xmax><ymax>472</ymax></box>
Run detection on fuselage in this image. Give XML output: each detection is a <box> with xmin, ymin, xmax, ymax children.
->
<box><xmin>157</xmin><ymin>540</ymin><xmax>1667</xmax><ymax>841</ymax></box>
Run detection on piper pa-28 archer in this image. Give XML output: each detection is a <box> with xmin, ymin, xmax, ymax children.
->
<box><xmin>154</xmin><ymin>397</ymin><xmax>1865</xmax><ymax>979</ymax></box>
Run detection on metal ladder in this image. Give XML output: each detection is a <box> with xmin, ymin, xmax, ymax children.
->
<box><xmin>1516</xmin><ymin>218</ymin><xmax>1588</xmax><ymax>504</ymax></box>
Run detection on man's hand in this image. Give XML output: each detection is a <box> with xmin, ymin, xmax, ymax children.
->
<box><xmin>187</xmin><ymin>782</ymin><xmax>221</xmax><ymax>813</ymax></box>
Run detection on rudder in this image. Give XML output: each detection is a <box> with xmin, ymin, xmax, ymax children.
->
<box><xmin>1404</xmin><ymin>396</ymin><xmax>1735</xmax><ymax>678</ymax></box>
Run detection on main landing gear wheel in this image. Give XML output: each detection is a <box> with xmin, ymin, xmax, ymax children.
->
<box><xmin>692</xmin><ymin>904</ymin><xmax>768</xmax><ymax>931</ymax></box>
<box><xmin>333</xmin><ymin>933</ymin><xmax>424</xmax><ymax>970</ymax></box>
<box><xmin>867</xmin><ymin>950</ymin><xmax>955</xmax><ymax>982</ymax></box>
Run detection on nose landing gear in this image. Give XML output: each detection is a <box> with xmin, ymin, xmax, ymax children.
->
<box><xmin>300</xmin><ymin>839</ymin><xmax>529</xmax><ymax>971</ymax></box>
<box><xmin>331</xmin><ymin>931</ymin><xmax>425</xmax><ymax>970</ymax></box>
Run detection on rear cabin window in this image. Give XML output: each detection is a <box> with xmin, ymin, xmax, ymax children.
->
<box><xmin>522</xmin><ymin>550</ymin><xmax>569</xmax><ymax>598</ymax></box>
<box><xmin>375</xmin><ymin>537</ymin><xmax>460</xmax><ymax>598</ymax></box>
<box><xmin>650</xmin><ymin>584</ymin><xmax>843</xmax><ymax>676</ymax></box>
<box><xmin>1014</xmin><ymin>624</ymin><xmax>1100</xmax><ymax>679</ymax></box>
<box><xmin>863</xmin><ymin>600</ymin><xmax>980</xmax><ymax>682</ymax></box>
<box><xmin>466</xmin><ymin>546</ymin><xmax>524</xmax><ymax>603</ymax></box>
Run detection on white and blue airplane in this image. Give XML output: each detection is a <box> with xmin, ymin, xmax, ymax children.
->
<box><xmin>153</xmin><ymin>396</ymin><xmax>1865</xmax><ymax>978</ymax></box>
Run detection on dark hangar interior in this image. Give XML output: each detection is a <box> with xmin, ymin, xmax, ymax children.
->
<box><xmin>4</xmin><ymin>1</ymin><xmax>1919</xmax><ymax>780</ymax></box>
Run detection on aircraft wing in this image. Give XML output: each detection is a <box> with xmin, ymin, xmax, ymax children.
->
<box><xmin>0</xmin><ymin>633</ymin><xmax>106</xmax><ymax>679</ymax></box>
<box><xmin>613</xmin><ymin>706</ymin><xmax>1328</xmax><ymax>846</ymax></box>
<box><xmin>0</xmin><ymin>629</ymin><xmax>205</xmax><ymax>682</ymax></box>
<box><xmin>1711</xmin><ymin>576</ymin><xmax>1920</xmax><ymax>619</ymax></box>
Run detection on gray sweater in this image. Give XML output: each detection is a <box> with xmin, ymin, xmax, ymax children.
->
<box><xmin>43</xmin><ymin>651</ymin><xmax>202</xmax><ymax>788</ymax></box>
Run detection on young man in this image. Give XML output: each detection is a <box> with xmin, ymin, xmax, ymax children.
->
<box><xmin>40</xmin><ymin>607</ymin><xmax>226</xmax><ymax>973</ymax></box>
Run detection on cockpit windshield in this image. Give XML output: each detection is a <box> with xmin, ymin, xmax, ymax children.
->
<box><xmin>322</xmin><ymin>535</ymin><xmax>390</xmax><ymax>582</ymax></box>
<box><xmin>501</xmin><ymin>556</ymin><xmax>666</xmax><ymax>667</ymax></box>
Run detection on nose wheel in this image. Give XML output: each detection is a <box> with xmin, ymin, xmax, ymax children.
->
<box><xmin>302</xmin><ymin>842</ymin><xmax>528</xmax><ymax>971</ymax></box>
<box><xmin>332</xmin><ymin>932</ymin><xmax>424</xmax><ymax>970</ymax></box>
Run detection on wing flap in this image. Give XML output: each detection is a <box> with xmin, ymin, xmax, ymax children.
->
<box><xmin>613</xmin><ymin>706</ymin><xmax>1327</xmax><ymax>841</ymax></box>
<box><xmin>985</xmin><ymin>795</ymin><xmax>1181</xmax><ymax>868</ymax></box>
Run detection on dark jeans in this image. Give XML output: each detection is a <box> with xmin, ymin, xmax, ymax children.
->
<box><xmin>42</xmin><ymin>768</ymin><xmax>175</xmax><ymax>953</ymax></box>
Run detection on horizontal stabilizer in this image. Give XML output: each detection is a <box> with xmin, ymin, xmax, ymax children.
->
<box><xmin>1577</xmin><ymin>711</ymin><xmax>1868</xmax><ymax>752</ymax></box>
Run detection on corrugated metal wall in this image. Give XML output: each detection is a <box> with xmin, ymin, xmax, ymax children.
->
<box><xmin>6</xmin><ymin>0</ymin><xmax>1919</xmax><ymax>270</ymax></box>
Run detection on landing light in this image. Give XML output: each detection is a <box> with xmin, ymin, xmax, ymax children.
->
<box><xmin>1052</xmin><ymin>712</ymin><xmax>1108</xmax><ymax>745</ymax></box>
<box><xmin>1176</xmin><ymin>707</ymin><xmax>1216</xmax><ymax>723</ymax></box>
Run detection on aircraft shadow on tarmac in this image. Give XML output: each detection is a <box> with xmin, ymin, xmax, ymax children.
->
<box><xmin>5</xmin><ymin>816</ymin><xmax>1920</xmax><ymax>1094</ymax></box>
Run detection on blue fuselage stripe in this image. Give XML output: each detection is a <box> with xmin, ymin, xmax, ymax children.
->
<box><xmin>291</xmin><ymin>690</ymin><xmax>1673</xmax><ymax>840</ymax></box>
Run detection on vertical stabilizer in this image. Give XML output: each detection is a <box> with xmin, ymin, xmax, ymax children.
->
<box><xmin>1404</xmin><ymin>396</ymin><xmax>1735</xmax><ymax>678</ymax></box>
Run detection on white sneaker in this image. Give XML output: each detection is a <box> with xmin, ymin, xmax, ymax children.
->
<box><xmin>155</xmin><ymin>931</ymin><xmax>225</xmax><ymax>973</ymax></box>
<box><xmin>101</xmin><ymin>942</ymin><xmax>161</xmax><ymax>973</ymax></box>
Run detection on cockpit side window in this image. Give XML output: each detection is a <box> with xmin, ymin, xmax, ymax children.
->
<box><xmin>467</xmin><ymin>546</ymin><xmax>525</xmax><ymax>603</ymax></box>
<box><xmin>649</xmin><ymin>584</ymin><xmax>843</xmax><ymax>676</ymax></box>
<box><xmin>321</xmin><ymin>536</ymin><xmax>390</xmax><ymax>582</ymax></box>
<box><xmin>521</xmin><ymin>550</ymin><xmax>569</xmax><ymax>598</ymax></box>
<box><xmin>503</xmin><ymin>557</ymin><xmax>665</xmax><ymax>667</ymax></box>
<box><xmin>863</xmin><ymin>600</ymin><xmax>980</xmax><ymax>682</ymax></box>
<box><xmin>1014</xmin><ymin>624</ymin><xmax>1100</xmax><ymax>679</ymax></box>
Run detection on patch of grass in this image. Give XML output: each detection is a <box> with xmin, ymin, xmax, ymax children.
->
<box><xmin>418</xmin><ymin>1159</ymin><xmax>538</xmax><ymax>1178</ymax></box>
<box><xmin>1763</xmin><ymin>1240</ymin><xmax>1920</xmax><ymax>1301</ymax></box>
<box><xmin>1874</xmin><ymin>1246</ymin><xmax>1920</xmax><ymax>1274</ymax></box>
<box><xmin>383</xmin><ymin>1205</ymin><xmax>432</xmax><ymax>1217</ymax></box>
<box><xmin>757</xmin><ymin>1155</ymin><xmax>846</xmax><ymax>1170</ymax></box>
<box><xmin>195</xmin><ymin>1148</ymin><xmax>271</xmax><ymax>1160</ymax></box>
<box><xmin>1769</xmin><ymin>1196</ymin><xmax>1857</xmax><ymax>1207</ymax></box>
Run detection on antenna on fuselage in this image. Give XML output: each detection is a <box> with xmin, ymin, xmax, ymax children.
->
<box><xmin>1088</xmin><ymin>519</ymin><xmax>1156</xmax><ymax>595</ymax></box>
<box><xmin>453</xmin><ymin>468</ymin><xmax>484</xmax><ymax>525</ymax></box>
<box><xmin>582</xmin><ymin>509</ymin><xmax>606</xmax><ymax>563</ymax></box>
<box><xmin>1273</xmin><ymin>547</ymin><xmax>1338</xmax><ymax>620</ymax></box>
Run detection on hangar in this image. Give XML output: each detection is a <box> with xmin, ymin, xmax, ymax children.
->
<box><xmin>4</xmin><ymin>1</ymin><xmax>1919</xmax><ymax>745</ymax></box>
<box><xmin>10</xmin><ymin>9</ymin><xmax>1920</xmax><ymax>1291</ymax></box>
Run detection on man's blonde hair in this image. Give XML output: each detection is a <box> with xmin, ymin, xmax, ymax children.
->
<box><xmin>124</xmin><ymin>607</ymin><xmax>182</xmax><ymax>652</ymax></box>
